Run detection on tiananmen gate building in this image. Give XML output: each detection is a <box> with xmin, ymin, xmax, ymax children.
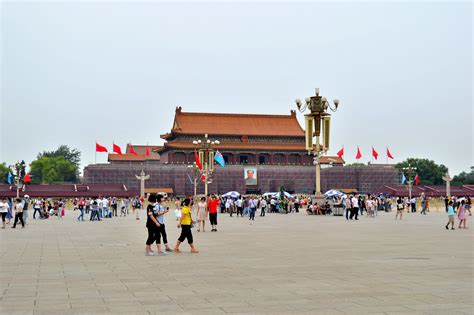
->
<box><xmin>82</xmin><ymin>107</ymin><xmax>402</xmax><ymax>196</ymax></box>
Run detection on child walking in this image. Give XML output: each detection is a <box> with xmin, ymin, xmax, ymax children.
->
<box><xmin>458</xmin><ymin>200</ymin><xmax>468</xmax><ymax>229</ymax></box>
<box><xmin>395</xmin><ymin>197</ymin><xmax>404</xmax><ymax>220</ymax></box>
<box><xmin>174</xmin><ymin>198</ymin><xmax>198</xmax><ymax>253</ymax></box>
<box><xmin>445</xmin><ymin>200</ymin><xmax>456</xmax><ymax>230</ymax></box>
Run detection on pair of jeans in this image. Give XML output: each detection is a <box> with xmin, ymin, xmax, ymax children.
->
<box><xmin>22</xmin><ymin>210</ymin><xmax>28</xmax><ymax>224</ymax></box>
<box><xmin>91</xmin><ymin>210</ymin><xmax>101</xmax><ymax>221</ymax></box>
<box><xmin>77</xmin><ymin>208</ymin><xmax>85</xmax><ymax>221</ymax></box>
<box><xmin>249</xmin><ymin>208</ymin><xmax>256</xmax><ymax>220</ymax></box>
<box><xmin>33</xmin><ymin>208</ymin><xmax>42</xmax><ymax>219</ymax></box>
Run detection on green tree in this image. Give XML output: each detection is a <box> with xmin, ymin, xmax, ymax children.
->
<box><xmin>30</xmin><ymin>156</ymin><xmax>78</xmax><ymax>184</ymax></box>
<box><xmin>396</xmin><ymin>158</ymin><xmax>448</xmax><ymax>185</ymax></box>
<box><xmin>452</xmin><ymin>166</ymin><xmax>474</xmax><ymax>186</ymax></box>
<box><xmin>36</xmin><ymin>145</ymin><xmax>81</xmax><ymax>182</ymax></box>
<box><xmin>0</xmin><ymin>163</ymin><xmax>11</xmax><ymax>183</ymax></box>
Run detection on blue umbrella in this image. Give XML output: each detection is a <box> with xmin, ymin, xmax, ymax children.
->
<box><xmin>222</xmin><ymin>191</ymin><xmax>241</xmax><ymax>198</ymax></box>
<box><xmin>324</xmin><ymin>190</ymin><xmax>344</xmax><ymax>198</ymax></box>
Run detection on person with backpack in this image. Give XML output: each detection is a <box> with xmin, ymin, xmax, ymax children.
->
<box><xmin>22</xmin><ymin>195</ymin><xmax>30</xmax><ymax>224</ymax></box>
<box><xmin>249</xmin><ymin>197</ymin><xmax>257</xmax><ymax>220</ymax></box>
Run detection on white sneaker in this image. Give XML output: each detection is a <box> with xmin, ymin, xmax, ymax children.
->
<box><xmin>146</xmin><ymin>252</ymin><xmax>154</xmax><ymax>256</ymax></box>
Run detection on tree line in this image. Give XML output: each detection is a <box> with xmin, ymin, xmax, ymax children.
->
<box><xmin>1</xmin><ymin>145</ymin><xmax>80</xmax><ymax>184</ymax></box>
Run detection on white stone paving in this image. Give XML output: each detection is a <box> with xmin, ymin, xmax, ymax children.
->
<box><xmin>0</xmin><ymin>207</ymin><xmax>472</xmax><ymax>314</ymax></box>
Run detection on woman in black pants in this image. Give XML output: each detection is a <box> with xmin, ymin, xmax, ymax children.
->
<box><xmin>145</xmin><ymin>195</ymin><xmax>160</xmax><ymax>256</ymax></box>
<box><xmin>12</xmin><ymin>198</ymin><xmax>25</xmax><ymax>228</ymax></box>
<box><xmin>174</xmin><ymin>198</ymin><xmax>198</xmax><ymax>253</ymax></box>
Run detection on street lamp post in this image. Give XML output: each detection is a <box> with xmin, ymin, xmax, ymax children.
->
<box><xmin>295</xmin><ymin>88</ymin><xmax>340</xmax><ymax>197</ymax></box>
<box><xmin>9</xmin><ymin>161</ymin><xmax>26</xmax><ymax>198</ymax></box>
<box><xmin>192</xmin><ymin>134</ymin><xmax>220</xmax><ymax>196</ymax></box>
<box><xmin>187</xmin><ymin>162</ymin><xmax>200</xmax><ymax>198</ymax></box>
<box><xmin>402</xmin><ymin>165</ymin><xmax>417</xmax><ymax>199</ymax></box>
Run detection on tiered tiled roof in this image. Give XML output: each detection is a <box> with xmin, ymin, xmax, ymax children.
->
<box><xmin>161</xmin><ymin>106</ymin><xmax>304</xmax><ymax>138</ymax></box>
<box><xmin>159</xmin><ymin>140</ymin><xmax>306</xmax><ymax>151</ymax></box>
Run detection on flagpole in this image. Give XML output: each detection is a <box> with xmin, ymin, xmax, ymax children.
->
<box><xmin>95</xmin><ymin>141</ymin><xmax>97</xmax><ymax>164</ymax></box>
<box><xmin>386</xmin><ymin>146</ymin><xmax>388</xmax><ymax>165</ymax></box>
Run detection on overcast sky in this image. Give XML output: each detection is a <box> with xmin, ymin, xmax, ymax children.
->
<box><xmin>1</xmin><ymin>1</ymin><xmax>472</xmax><ymax>176</ymax></box>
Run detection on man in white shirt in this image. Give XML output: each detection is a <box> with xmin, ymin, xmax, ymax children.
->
<box><xmin>97</xmin><ymin>198</ymin><xmax>104</xmax><ymax>218</ymax></box>
<box><xmin>225</xmin><ymin>198</ymin><xmax>231</xmax><ymax>216</ymax></box>
<box><xmin>259</xmin><ymin>198</ymin><xmax>267</xmax><ymax>217</ymax></box>
<box><xmin>33</xmin><ymin>198</ymin><xmax>43</xmax><ymax>219</ymax></box>
<box><xmin>102</xmin><ymin>197</ymin><xmax>109</xmax><ymax>218</ymax></box>
<box><xmin>235</xmin><ymin>198</ymin><xmax>243</xmax><ymax>217</ymax></box>
<box><xmin>350</xmin><ymin>195</ymin><xmax>359</xmax><ymax>220</ymax></box>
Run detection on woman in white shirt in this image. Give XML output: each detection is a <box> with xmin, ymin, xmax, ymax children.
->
<box><xmin>12</xmin><ymin>198</ymin><xmax>25</xmax><ymax>228</ymax></box>
<box><xmin>0</xmin><ymin>198</ymin><xmax>9</xmax><ymax>229</ymax></box>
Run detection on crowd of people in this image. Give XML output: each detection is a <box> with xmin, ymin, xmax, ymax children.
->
<box><xmin>0</xmin><ymin>195</ymin><xmax>146</xmax><ymax>227</ymax></box>
<box><xmin>1</xmin><ymin>192</ymin><xmax>471</xmax><ymax>255</ymax></box>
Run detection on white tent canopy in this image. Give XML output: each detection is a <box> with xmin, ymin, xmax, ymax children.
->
<box><xmin>222</xmin><ymin>191</ymin><xmax>241</xmax><ymax>198</ymax></box>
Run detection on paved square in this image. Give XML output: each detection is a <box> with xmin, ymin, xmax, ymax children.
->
<box><xmin>0</xmin><ymin>207</ymin><xmax>472</xmax><ymax>314</ymax></box>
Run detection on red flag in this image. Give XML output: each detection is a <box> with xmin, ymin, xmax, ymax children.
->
<box><xmin>129</xmin><ymin>144</ymin><xmax>138</xmax><ymax>156</ymax></box>
<box><xmin>96</xmin><ymin>142</ymin><xmax>108</xmax><ymax>153</ymax></box>
<box><xmin>194</xmin><ymin>149</ymin><xmax>202</xmax><ymax>170</ymax></box>
<box><xmin>145</xmin><ymin>144</ymin><xmax>150</xmax><ymax>157</ymax></box>
<box><xmin>23</xmin><ymin>172</ymin><xmax>31</xmax><ymax>183</ymax></box>
<box><xmin>414</xmin><ymin>174</ymin><xmax>419</xmax><ymax>185</ymax></box>
<box><xmin>355</xmin><ymin>146</ymin><xmax>362</xmax><ymax>160</ymax></box>
<box><xmin>200</xmin><ymin>174</ymin><xmax>206</xmax><ymax>182</ymax></box>
<box><xmin>113</xmin><ymin>143</ymin><xmax>123</xmax><ymax>155</ymax></box>
<box><xmin>387</xmin><ymin>147</ymin><xmax>394</xmax><ymax>159</ymax></box>
<box><xmin>372</xmin><ymin>147</ymin><xmax>379</xmax><ymax>160</ymax></box>
<box><xmin>337</xmin><ymin>146</ymin><xmax>344</xmax><ymax>158</ymax></box>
